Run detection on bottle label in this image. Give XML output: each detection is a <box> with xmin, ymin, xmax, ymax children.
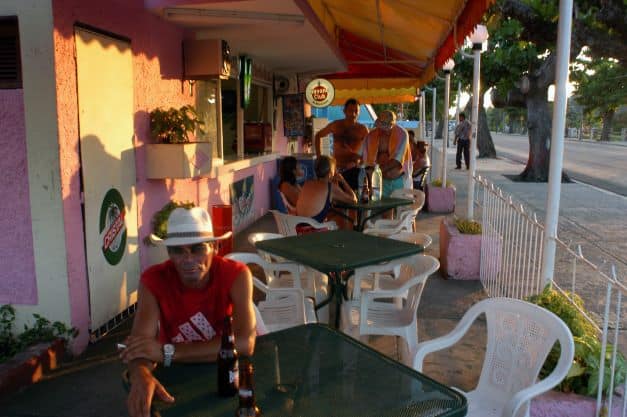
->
<box><xmin>238</xmin><ymin>389</ymin><xmax>253</xmax><ymax>398</ymax></box>
<box><xmin>229</xmin><ymin>369</ymin><xmax>239</xmax><ymax>385</ymax></box>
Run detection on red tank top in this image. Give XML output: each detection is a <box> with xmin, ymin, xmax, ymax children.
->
<box><xmin>140</xmin><ymin>256</ymin><xmax>246</xmax><ymax>343</ymax></box>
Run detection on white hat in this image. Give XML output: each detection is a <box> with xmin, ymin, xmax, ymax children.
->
<box><xmin>149</xmin><ymin>207</ymin><xmax>232</xmax><ymax>247</ymax></box>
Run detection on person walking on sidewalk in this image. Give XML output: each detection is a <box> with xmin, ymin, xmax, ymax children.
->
<box><xmin>120</xmin><ymin>207</ymin><xmax>256</xmax><ymax>417</ymax></box>
<box><xmin>454</xmin><ymin>112</ymin><xmax>471</xmax><ymax>170</ymax></box>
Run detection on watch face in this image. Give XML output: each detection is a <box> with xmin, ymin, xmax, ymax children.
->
<box><xmin>221</xmin><ymin>40</ymin><xmax>231</xmax><ymax>77</ymax></box>
<box><xmin>164</xmin><ymin>344</ymin><xmax>175</xmax><ymax>355</ymax></box>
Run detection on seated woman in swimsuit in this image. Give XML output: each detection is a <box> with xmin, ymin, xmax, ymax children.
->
<box><xmin>296</xmin><ymin>155</ymin><xmax>356</xmax><ymax>226</ymax></box>
<box><xmin>279</xmin><ymin>156</ymin><xmax>301</xmax><ymax>213</ymax></box>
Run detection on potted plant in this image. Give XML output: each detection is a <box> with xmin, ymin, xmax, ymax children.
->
<box><xmin>426</xmin><ymin>178</ymin><xmax>455</xmax><ymax>213</ymax></box>
<box><xmin>526</xmin><ymin>287</ymin><xmax>626</xmax><ymax>416</ymax></box>
<box><xmin>143</xmin><ymin>200</ymin><xmax>194</xmax><ymax>265</ymax></box>
<box><xmin>145</xmin><ymin>105</ymin><xmax>213</xmax><ymax>179</ymax></box>
<box><xmin>440</xmin><ymin>216</ymin><xmax>485</xmax><ymax>280</ymax></box>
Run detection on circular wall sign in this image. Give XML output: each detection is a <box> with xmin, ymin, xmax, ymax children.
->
<box><xmin>305</xmin><ymin>78</ymin><xmax>335</xmax><ymax>108</ymax></box>
<box><xmin>99</xmin><ymin>188</ymin><xmax>127</xmax><ymax>266</ymax></box>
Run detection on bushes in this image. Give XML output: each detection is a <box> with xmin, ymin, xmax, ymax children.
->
<box><xmin>528</xmin><ymin>287</ymin><xmax>626</xmax><ymax>396</ymax></box>
<box><xmin>0</xmin><ymin>305</ymin><xmax>77</xmax><ymax>364</ymax></box>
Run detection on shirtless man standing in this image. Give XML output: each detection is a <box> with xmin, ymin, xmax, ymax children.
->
<box><xmin>314</xmin><ymin>98</ymin><xmax>369</xmax><ymax>190</ymax></box>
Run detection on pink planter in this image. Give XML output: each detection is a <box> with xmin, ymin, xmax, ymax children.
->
<box><xmin>531</xmin><ymin>390</ymin><xmax>624</xmax><ymax>417</ymax></box>
<box><xmin>439</xmin><ymin>217</ymin><xmax>482</xmax><ymax>280</ymax></box>
<box><xmin>426</xmin><ymin>184</ymin><xmax>455</xmax><ymax>213</ymax></box>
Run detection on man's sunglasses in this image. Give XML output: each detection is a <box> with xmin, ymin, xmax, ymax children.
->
<box><xmin>167</xmin><ymin>243</ymin><xmax>211</xmax><ymax>256</ymax></box>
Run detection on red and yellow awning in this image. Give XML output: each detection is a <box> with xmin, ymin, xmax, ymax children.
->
<box><xmin>297</xmin><ymin>0</ymin><xmax>494</xmax><ymax>104</ymax></box>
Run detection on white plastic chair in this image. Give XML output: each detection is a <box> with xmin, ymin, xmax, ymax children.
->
<box><xmin>340</xmin><ymin>254</ymin><xmax>440</xmax><ymax>366</ymax></box>
<box><xmin>270</xmin><ymin>210</ymin><xmax>337</xmax><ymax>237</ymax></box>
<box><xmin>363</xmin><ymin>229</ymin><xmax>433</xmax><ymax>250</ymax></box>
<box><xmin>363</xmin><ymin>207</ymin><xmax>419</xmax><ymax>234</ymax></box>
<box><xmin>390</xmin><ymin>188</ymin><xmax>425</xmax><ymax>231</ymax></box>
<box><xmin>247</xmin><ymin>232</ymin><xmax>285</xmax><ymax>262</ymax></box>
<box><xmin>245</xmin><ymin>233</ymin><xmax>329</xmax><ymax>324</ymax></box>
<box><xmin>413</xmin><ymin>297</ymin><xmax>575</xmax><ymax>417</ymax></box>
<box><xmin>225</xmin><ymin>253</ymin><xmax>317</xmax><ymax>332</ymax></box>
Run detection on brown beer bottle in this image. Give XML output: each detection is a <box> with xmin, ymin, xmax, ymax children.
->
<box><xmin>218</xmin><ymin>315</ymin><xmax>239</xmax><ymax>397</ymax></box>
<box><xmin>236</xmin><ymin>362</ymin><xmax>261</xmax><ymax>417</ymax></box>
<box><xmin>360</xmin><ymin>176</ymin><xmax>370</xmax><ymax>204</ymax></box>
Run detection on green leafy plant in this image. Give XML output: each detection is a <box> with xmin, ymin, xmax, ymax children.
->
<box><xmin>454</xmin><ymin>218</ymin><xmax>482</xmax><ymax>234</ymax></box>
<box><xmin>528</xmin><ymin>286</ymin><xmax>626</xmax><ymax>396</ymax></box>
<box><xmin>431</xmin><ymin>178</ymin><xmax>454</xmax><ymax>188</ymax></box>
<box><xmin>149</xmin><ymin>105</ymin><xmax>205</xmax><ymax>144</ymax></box>
<box><xmin>0</xmin><ymin>305</ymin><xmax>77</xmax><ymax>364</ymax></box>
<box><xmin>143</xmin><ymin>200</ymin><xmax>195</xmax><ymax>246</ymax></box>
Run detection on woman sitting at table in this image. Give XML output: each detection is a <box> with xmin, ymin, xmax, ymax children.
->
<box><xmin>279</xmin><ymin>156</ymin><xmax>301</xmax><ymax>214</ymax></box>
<box><xmin>296</xmin><ymin>155</ymin><xmax>356</xmax><ymax>227</ymax></box>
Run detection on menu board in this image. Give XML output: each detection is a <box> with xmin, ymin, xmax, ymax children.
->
<box><xmin>282</xmin><ymin>94</ymin><xmax>305</xmax><ymax>138</ymax></box>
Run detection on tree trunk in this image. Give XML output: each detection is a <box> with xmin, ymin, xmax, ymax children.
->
<box><xmin>463</xmin><ymin>96</ymin><xmax>497</xmax><ymax>158</ymax></box>
<box><xmin>600</xmin><ymin>109</ymin><xmax>615</xmax><ymax>142</ymax></box>
<box><xmin>436</xmin><ymin>119</ymin><xmax>444</xmax><ymax>139</ymax></box>
<box><xmin>519</xmin><ymin>90</ymin><xmax>552</xmax><ymax>181</ymax></box>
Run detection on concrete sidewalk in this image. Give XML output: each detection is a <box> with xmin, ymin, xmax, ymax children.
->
<box><xmin>2</xmin><ymin>147</ymin><xmax>625</xmax><ymax>416</ymax></box>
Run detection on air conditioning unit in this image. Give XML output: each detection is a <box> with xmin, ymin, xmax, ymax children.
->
<box><xmin>183</xmin><ymin>39</ymin><xmax>231</xmax><ymax>80</ymax></box>
<box><xmin>274</xmin><ymin>74</ymin><xmax>298</xmax><ymax>95</ymax></box>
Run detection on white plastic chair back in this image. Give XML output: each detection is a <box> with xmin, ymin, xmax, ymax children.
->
<box><xmin>226</xmin><ymin>252</ymin><xmax>316</xmax><ymax>332</ymax></box>
<box><xmin>363</xmin><ymin>207</ymin><xmax>419</xmax><ymax>234</ymax></box>
<box><xmin>390</xmin><ymin>188</ymin><xmax>425</xmax><ymax>212</ymax></box>
<box><xmin>270</xmin><ymin>210</ymin><xmax>337</xmax><ymax>236</ymax></box>
<box><xmin>413</xmin><ymin>298</ymin><xmax>575</xmax><ymax>417</ymax></box>
<box><xmin>388</xmin><ymin>231</ymin><xmax>433</xmax><ymax>249</ymax></box>
<box><xmin>225</xmin><ymin>252</ymin><xmax>302</xmax><ymax>289</ymax></box>
<box><xmin>247</xmin><ymin>232</ymin><xmax>285</xmax><ymax>262</ymax></box>
<box><xmin>341</xmin><ymin>254</ymin><xmax>440</xmax><ymax>365</ymax></box>
<box><xmin>389</xmin><ymin>189</ymin><xmax>424</xmax><ymax>231</ymax></box>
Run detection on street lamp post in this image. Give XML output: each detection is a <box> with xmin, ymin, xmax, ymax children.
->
<box><xmin>466</xmin><ymin>24</ymin><xmax>488</xmax><ymax>219</ymax></box>
<box><xmin>441</xmin><ymin>58</ymin><xmax>455</xmax><ymax>188</ymax></box>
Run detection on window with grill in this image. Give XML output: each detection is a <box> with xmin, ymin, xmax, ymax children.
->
<box><xmin>0</xmin><ymin>16</ymin><xmax>21</xmax><ymax>89</ymax></box>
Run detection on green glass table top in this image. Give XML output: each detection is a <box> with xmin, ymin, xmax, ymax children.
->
<box><xmin>145</xmin><ymin>324</ymin><xmax>467</xmax><ymax>417</ymax></box>
<box><xmin>254</xmin><ymin>230</ymin><xmax>423</xmax><ymax>274</ymax></box>
<box><xmin>333</xmin><ymin>196</ymin><xmax>413</xmax><ymax>211</ymax></box>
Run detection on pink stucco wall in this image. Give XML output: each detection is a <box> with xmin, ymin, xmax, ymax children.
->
<box><xmin>52</xmin><ymin>0</ymin><xmax>283</xmax><ymax>347</ymax></box>
<box><xmin>0</xmin><ymin>90</ymin><xmax>37</xmax><ymax>305</ymax></box>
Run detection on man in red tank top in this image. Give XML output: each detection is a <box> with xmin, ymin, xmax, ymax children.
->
<box><xmin>120</xmin><ymin>207</ymin><xmax>256</xmax><ymax>417</ymax></box>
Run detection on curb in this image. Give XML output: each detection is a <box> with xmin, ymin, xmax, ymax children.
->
<box><xmin>0</xmin><ymin>339</ymin><xmax>66</xmax><ymax>398</ymax></box>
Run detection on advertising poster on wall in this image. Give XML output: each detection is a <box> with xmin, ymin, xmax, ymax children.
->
<box><xmin>282</xmin><ymin>93</ymin><xmax>305</xmax><ymax>138</ymax></box>
<box><xmin>230</xmin><ymin>175</ymin><xmax>254</xmax><ymax>228</ymax></box>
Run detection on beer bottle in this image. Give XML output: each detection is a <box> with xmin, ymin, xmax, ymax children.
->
<box><xmin>236</xmin><ymin>361</ymin><xmax>261</xmax><ymax>417</ymax></box>
<box><xmin>218</xmin><ymin>315</ymin><xmax>239</xmax><ymax>397</ymax></box>
<box><xmin>360</xmin><ymin>175</ymin><xmax>370</xmax><ymax>204</ymax></box>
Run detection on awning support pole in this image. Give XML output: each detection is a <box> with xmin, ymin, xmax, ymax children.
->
<box><xmin>541</xmin><ymin>0</ymin><xmax>573</xmax><ymax>286</ymax></box>
<box><xmin>441</xmin><ymin>70</ymin><xmax>451</xmax><ymax>188</ymax></box>
<box><xmin>467</xmin><ymin>44</ymin><xmax>482</xmax><ymax>218</ymax></box>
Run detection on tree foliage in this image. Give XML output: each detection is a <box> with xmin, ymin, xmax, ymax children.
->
<box><xmin>571</xmin><ymin>57</ymin><xmax>626</xmax><ymax>140</ymax></box>
<box><xmin>476</xmin><ymin>0</ymin><xmax>626</xmax><ymax>181</ymax></box>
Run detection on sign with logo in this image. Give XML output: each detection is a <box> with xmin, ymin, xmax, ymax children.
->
<box><xmin>99</xmin><ymin>188</ymin><xmax>127</xmax><ymax>265</ymax></box>
<box><xmin>305</xmin><ymin>78</ymin><xmax>335</xmax><ymax>108</ymax></box>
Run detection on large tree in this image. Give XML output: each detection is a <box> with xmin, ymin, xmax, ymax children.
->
<box><xmin>487</xmin><ymin>0</ymin><xmax>626</xmax><ymax>181</ymax></box>
<box><xmin>571</xmin><ymin>57</ymin><xmax>626</xmax><ymax>141</ymax></box>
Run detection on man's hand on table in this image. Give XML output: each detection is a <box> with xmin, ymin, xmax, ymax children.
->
<box><xmin>127</xmin><ymin>363</ymin><xmax>174</xmax><ymax>417</ymax></box>
<box><xmin>120</xmin><ymin>335</ymin><xmax>163</xmax><ymax>364</ymax></box>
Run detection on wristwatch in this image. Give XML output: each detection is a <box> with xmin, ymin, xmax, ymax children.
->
<box><xmin>163</xmin><ymin>343</ymin><xmax>175</xmax><ymax>367</ymax></box>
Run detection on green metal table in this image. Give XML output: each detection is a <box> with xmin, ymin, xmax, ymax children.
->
<box><xmin>332</xmin><ymin>197</ymin><xmax>413</xmax><ymax>231</ymax></box>
<box><xmin>126</xmin><ymin>324</ymin><xmax>467</xmax><ymax>417</ymax></box>
<box><xmin>255</xmin><ymin>230</ymin><xmax>423</xmax><ymax>327</ymax></box>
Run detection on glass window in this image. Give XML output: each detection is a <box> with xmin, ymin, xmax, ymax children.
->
<box><xmin>195</xmin><ymin>80</ymin><xmax>219</xmax><ymax>157</ymax></box>
<box><xmin>0</xmin><ymin>16</ymin><xmax>22</xmax><ymax>89</ymax></box>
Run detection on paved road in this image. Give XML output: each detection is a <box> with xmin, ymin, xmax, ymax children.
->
<box><xmin>491</xmin><ymin>133</ymin><xmax>627</xmax><ymax>196</ymax></box>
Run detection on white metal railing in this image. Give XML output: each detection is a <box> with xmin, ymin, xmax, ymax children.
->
<box><xmin>475</xmin><ymin>176</ymin><xmax>546</xmax><ymax>300</ymax></box>
<box><xmin>474</xmin><ymin>175</ymin><xmax>626</xmax><ymax>417</ymax></box>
